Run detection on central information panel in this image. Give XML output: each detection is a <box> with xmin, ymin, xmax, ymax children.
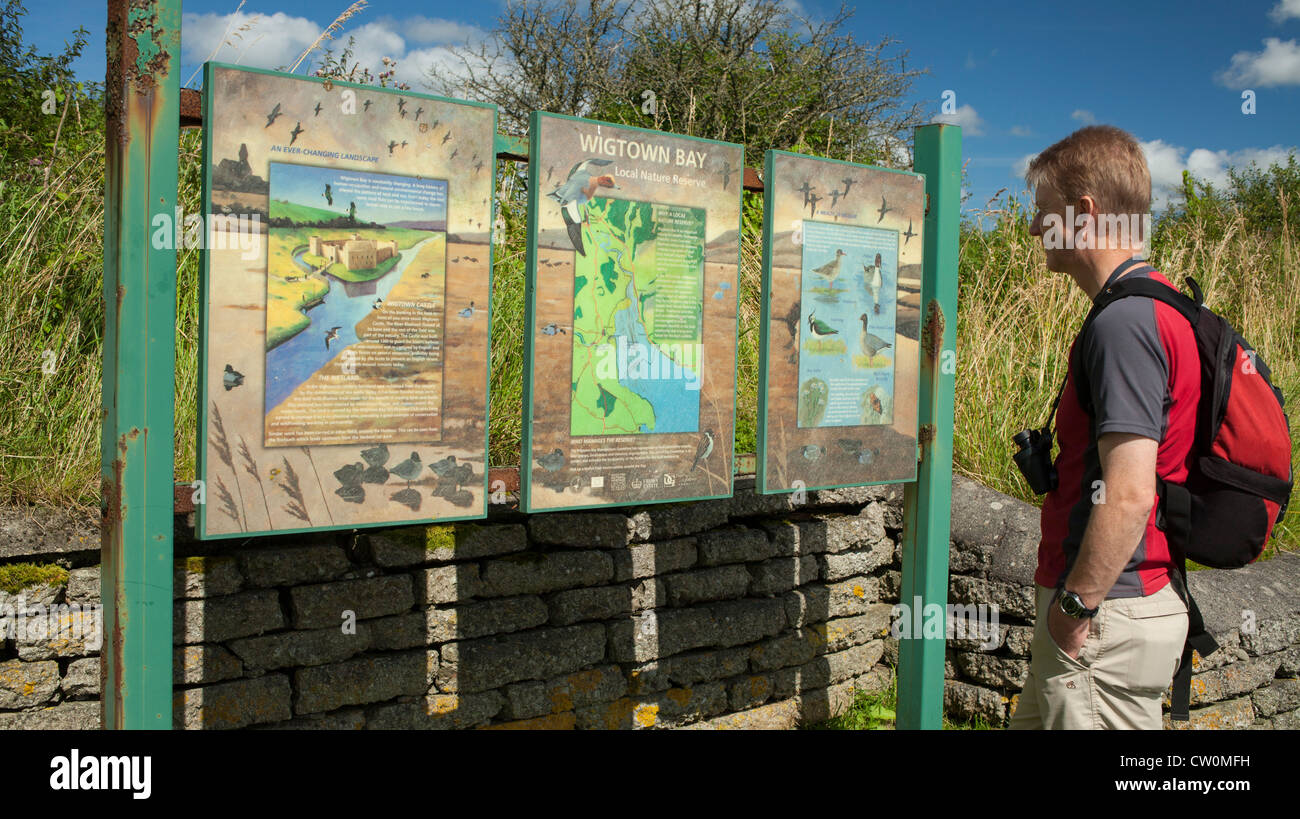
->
<box><xmin>522</xmin><ymin>112</ymin><xmax>743</xmax><ymax>512</ymax></box>
<box><xmin>197</xmin><ymin>64</ymin><xmax>495</xmax><ymax>538</ymax></box>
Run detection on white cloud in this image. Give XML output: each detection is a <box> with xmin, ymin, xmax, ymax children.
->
<box><xmin>1011</xmin><ymin>152</ymin><xmax>1037</xmax><ymax>179</ymax></box>
<box><xmin>1141</xmin><ymin>139</ymin><xmax>1297</xmax><ymax>210</ymax></box>
<box><xmin>1009</xmin><ymin>125</ymin><xmax>1033</xmax><ymax>137</ymax></box>
<box><xmin>931</xmin><ymin>103</ymin><xmax>984</xmax><ymax>136</ymax></box>
<box><xmin>1217</xmin><ymin>37</ymin><xmax>1300</xmax><ymax>87</ymax></box>
<box><xmin>182</xmin><ymin>11</ymin><xmax>321</xmax><ymax>71</ymax></box>
<box><xmin>1269</xmin><ymin>0</ymin><xmax>1300</xmax><ymax>22</ymax></box>
<box><xmin>1070</xmin><ymin>109</ymin><xmax>1096</xmax><ymax>125</ymax></box>
<box><xmin>183</xmin><ymin>11</ymin><xmax>488</xmax><ymax>85</ymax></box>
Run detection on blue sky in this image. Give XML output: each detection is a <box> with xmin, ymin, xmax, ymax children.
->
<box><xmin>24</xmin><ymin>0</ymin><xmax>1300</xmax><ymax>216</ymax></box>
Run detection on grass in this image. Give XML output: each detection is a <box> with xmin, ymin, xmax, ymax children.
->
<box><xmin>800</xmin><ymin>667</ymin><xmax>997</xmax><ymax>730</ymax></box>
<box><xmin>1</xmin><ymin>123</ymin><xmax>1297</xmax><ymax>567</ymax></box>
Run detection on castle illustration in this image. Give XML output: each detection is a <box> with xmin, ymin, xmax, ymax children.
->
<box><xmin>309</xmin><ymin>233</ymin><xmax>399</xmax><ymax>271</ymax></box>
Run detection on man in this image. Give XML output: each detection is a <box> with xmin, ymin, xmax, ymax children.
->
<box><xmin>1009</xmin><ymin>125</ymin><xmax>1195</xmax><ymax>730</ymax></box>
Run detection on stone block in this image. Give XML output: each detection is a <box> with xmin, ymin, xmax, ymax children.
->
<box><xmin>174</xmin><ymin>555</ymin><xmax>244</xmax><ymax>598</ymax></box>
<box><xmin>529</xmin><ymin>513</ymin><xmax>633</xmax><ymax>548</ymax></box>
<box><xmin>664</xmin><ymin>566</ymin><xmax>750</xmax><ymax>607</ymax></box>
<box><xmin>236</xmin><ymin>545</ymin><xmax>349</xmax><ymax>588</ymax></box>
<box><xmin>365</xmin><ymin>691</ymin><xmax>504</xmax><ymax>730</ymax></box>
<box><xmin>60</xmin><ymin>658</ymin><xmax>100</xmax><ymax>699</ymax></box>
<box><xmin>174</xmin><ymin>589</ymin><xmax>284</xmax><ymax>645</ymax></box>
<box><xmin>294</xmin><ymin>650</ymin><xmax>433</xmax><ymax>714</ymax></box>
<box><xmin>696</xmin><ymin>527</ymin><xmax>777</xmax><ymax>566</ymax></box>
<box><xmin>174</xmin><ymin>674</ymin><xmax>292</xmax><ymax>730</ymax></box>
<box><xmin>747</xmin><ymin>556</ymin><xmax>820</xmax><ymax>597</ymax></box>
<box><xmin>425</xmin><ymin>595</ymin><xmax>548</xmax><ymax>643</ymax></box>
<box><xmin>0</xmin><ymin>659</ymin><xmax>58</xmax><ymax>708</ymax></box>
<box><xmin>289</xmin><ymin>576</ymin><xmax>414</xmax><ymax>630</ymax></box>
<box><xmin>436</xmin><ymin>624</ymin><xmax>605</xmax><ymax>694</ymax></box>
<box><xmin>415</xmin><ymin>564</ymin><xmax>481</xmax><ymax>605</ymax></box>
<box><xmin>174</xmin><ymin>644</ymin><xmax>243</xmax><ymax>685</ymax></box>
<box><xmin>478</xmin><ymin>551</ymin><xmax>612</xmax><ymax>597</ymax></box>
<box><xmin>610</xmin><ymin>538</ymin><xmax>697</xmax><ymax>582</ymax></box>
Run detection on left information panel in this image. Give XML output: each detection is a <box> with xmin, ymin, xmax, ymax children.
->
<box><xmin>197</xmin><ymin>64</ymin><xmax>496</xmax><ymax>538</ymax></box>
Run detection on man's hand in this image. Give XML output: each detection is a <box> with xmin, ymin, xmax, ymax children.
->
<box><xmin>1047</xmin><ymin>599</ymin><xmax>1091</xmax><ymax>659</ymax></box>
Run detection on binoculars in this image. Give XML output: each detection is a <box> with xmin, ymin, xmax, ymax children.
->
<box><xmin>1013</xmin><ymin>427</ymin><xmax>1058</xmax><ymax>495</ymax></box>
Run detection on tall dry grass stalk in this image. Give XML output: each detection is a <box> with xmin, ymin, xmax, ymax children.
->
<box><xmin>288</xmin><ymin>1</ymin><xmax>369</xmax><ymax>74</ymax></box>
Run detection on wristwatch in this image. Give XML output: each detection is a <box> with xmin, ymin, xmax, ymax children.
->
<box><xmin>1057</xmin><ymin>589</ymin><xmax>1099</xmax><ymax>619</ymax></box>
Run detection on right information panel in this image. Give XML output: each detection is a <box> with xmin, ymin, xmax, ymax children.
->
<box><xmin>758</xmin><ymin>150</ymin><xmax>925</xmax><ymax>493</ymax></box>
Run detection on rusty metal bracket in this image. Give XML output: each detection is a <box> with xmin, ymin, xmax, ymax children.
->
<box><xmin>921</xmin><ymin>298</ymin><xmax>945</xmax><ymax>364</ymax></box>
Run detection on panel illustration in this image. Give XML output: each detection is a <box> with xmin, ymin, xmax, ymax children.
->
<box><xmin>758</xmin><ymin>150</ymin><xmax>924</xmax><ymax>493</ymax></box>
<box><xmin>524</xmin><ymin>112</ymin><xmax>743</xmax><ymax>512</ymax></box>
<box><xmin>198</xmin><ymin>64</ymin><xmax>496</xmax><ymax>538</ymax></box>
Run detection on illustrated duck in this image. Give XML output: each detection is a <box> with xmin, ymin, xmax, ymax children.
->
<box><xmin>548</xmin><ymin>158</ymin><xmax>617</xmax><ymax>256</ymax></box>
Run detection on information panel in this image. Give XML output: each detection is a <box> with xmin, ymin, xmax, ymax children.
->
<box><xmin>757</xmin><ymin>150</ymin><xmax>924</xmax><ymax>493</ymax></box>
<box><xmin>197</xmin><ymin>64</ymin><xmax>495</xmax><ymax>538</ymax></box>
<box><xmin>522</xmin><ymin>112</ymin><xmax>743</xmax><ymax>512</ymax></box>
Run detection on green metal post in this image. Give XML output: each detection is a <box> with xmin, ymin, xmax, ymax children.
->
<box><xmin>101</xmin><ymin>0</ymin><xmax>180</xmax><ymax>729</ymax></box>
<box><xmin>897</xmin><ymin>124</ymin><xmax>961</xmax><ymax>730</ymax></box>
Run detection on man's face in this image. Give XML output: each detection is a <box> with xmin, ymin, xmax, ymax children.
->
<box><xmin>1029</xmin><ymin>182</ymin><xmax>1074</xmax><ymax>273</ymax></box>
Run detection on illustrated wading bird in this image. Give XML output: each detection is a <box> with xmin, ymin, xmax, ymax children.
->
<box><xmin>265</xmin><ymin>103</ymin><xmax>282</xmax><ymax>127</ymax></box>
<box><xmin>313</xmin><ymin>101</ymin><xmax>322</xmax><ymax>117</ymax></box>
<box><xmin>798</xmin><ymin>181</ymin><xmax>813</xmax><ymax>206</ymax></box>
<box><xmin>223</xmin><ymin>364</ymin><xmax>244</xmax><ymax>391</ymax></box>
<box><xmin>692</xmin><ymin>430</ymin><xmax>715</xmax><ymax>471</ymax></box>
<box><xmin>289</xmin><ymin>122</ymin><xmax>304</xmax><ymax>145</ymax></box>
<box><xmin>903</xmin><ymin>219</ymin><xmax>916</xmax><ymax>246</ymax></box>
<box><xmin>807</xmin><ymin>312</ymin><xmax>839</xmax><ymax>340</ymax></box>
<box><xmin>324</xmin><ymin>326</ymin><xmax>342</xmax><ymax>350</ymax></box>
<box><xmin>536</xmin><ymin>449</ymin><xmax>566</xmax><ymax>472</ymax></box>
<box><xmin>363</xmin><ymin>99</ymin><xmax>372</xmax><ymax>112</ymax></box>
<box><xmin>877</xmin><ymin>195</ymin><xmax>892</xmax><ymax>222</ymax></box>
<box><xmin>858</xmin><ymin>315</ymin><xmax>892</xmax><ymax>358</ymax></box>
<box><xmin>541</xmin><ymin>323</ymin><xmax>566</xmax><ymax>335</ymax></box>
<box><xmin>390</xmin><ymin>452</ymin><xmax>423</xmax><ymax>485</ymax></box>
<box><xmin>863</xmin><ymin>253</ymin><xmax>883</xmax><ymax>314</ymax></box>
<box><xmin>549</xmin><ymin>158</ymin><xmax>617</xmax><ymax>256</ymax></box>
<box><xmin>323</xmin><ymin>184</ymin><xmax>333</xmax><ymax>206</ymax></box>
<box><xmin>842</xmin><ymin>177</ymin><xmax>856</xmax><ymax>196</ymax></box>
<box><xmin>811</xmin><ymin>249</ymin><xmax>846</xmax><ymax>292</ymax></box>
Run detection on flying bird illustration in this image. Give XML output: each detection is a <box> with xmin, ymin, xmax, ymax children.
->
<box><xmin>719</xmin><ymin>161</ymin><xmax>733</xmax><ymax>188</ymax></box>
<box><xmin>798</xmin><ymin>181</ymin><xmax>813</xmax><ymax>206</ymax></box>
<box><xmin>387</xmin><ymin>140</ymin><xmax>398</xmax><ymax>155</ymax></box>
<box><xmin>265</xmin><ymin>103</ymin><xmax>282</xmax><ymax>127</ymax></box>
<box><xmin>400</xmin><ymin>140</ymin><xmax>408</xmax><ymax>149</ymax></box>
<box><xmin>397</xmin><ymin>98</ymin><xmax>407</xmax><ymax>115</ymax></box>
<box><xmin>692</xmin><ymin>430</ymin><xmax>715</xmax><ymax>471</ymax></box>
<box><xmin>222</xmin><ymin>364</ymin><xmax>244</xmax><ymax>391</ymax></box>
<box><xmin>289</xmin><ymin>122</ymin><xmax>304</xmax><ymax>145</ymax></box>
<box><xmin>324</xmin><ymin>326</ymin><xmax>343</xmax><ymax>350</ymax></box>
<box><xmin>903</xmin><ymin>219</ymin><xmax>916</xmax><ymax>245</ymax></box>
<box><xmin>806</xmin><ymin>192</ymin><xmax>821</xmax><ymax>215</ymax></box>
<box><xmin>363</xmin><ymin>99</ymin><xmax>372</xmax><ymax>112</ymax></box>
<box><xmin>859</xmin><ymin>315</ymin><xmax>892</xmax><ymax>358</ymax></box>
<box><xmin>414</xmin><ymin>106</ymin><xmax>423</xmax><ymax>121</ymax></box>
<box><xmin>536</xmin><ymin>449</ymin><xmax>566</xmax><ymax>472</ymax></box>
<box><xmin>811</xmin><ymin>249</ymin><xmax>846</xmax><ymax>292</ymax></box>
<box><xmin>807</xmin><ymin>312</ymin><xmax>839</xmax><ymax>340</ymax></box>
<box><xmin>842</xmin><ymin>177</ymin><xmax>856</xmax><ymax>196</ymax></box>
<box><xmin>323</xmin><ymin>184</ymin><xmax>333</xmax><ymax>206</ymax></box>
<box><xmin>877</xmin><ymin>195</ymin><xmax>892</xmax><ymax>222</ymax></box>
<box><xmin>474</xmin><ymin>160</ymin><xmax>483</xmax><ymax>174</ymax></box>
<box><xmin>549</xmin><ymin>158</ymin><xmax>617</xmax><ymax>256</ymax></box>
<box><xmin>441</xmin><ymin>131</ymin><xmax>452</xmax><ymax>145</ymax></box>
<box><xmin>313</xmin><ymin>101</ymin><xmax>322</xmax><ymax>117</ymax></box>
<box><xmin>449</xmin><ymin>148</ymin><xmax>459</xmax><ymax>161</ymax></box>
<box><xmin>546</xmin><ymin>166</ymin><xmax>555</xmax><ymax>182</ymax></box>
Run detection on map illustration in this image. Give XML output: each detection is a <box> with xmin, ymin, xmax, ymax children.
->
<box><xmin>570</xmin><ymin>196</ymin><xmax>705</xmax><ymax>436</ymax></box>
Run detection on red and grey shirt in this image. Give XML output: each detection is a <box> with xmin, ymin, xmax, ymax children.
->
<box><xmin>1036</xmin><ymin>260</ymin><xmax>1201</xmax><ymax>598</ymax></box>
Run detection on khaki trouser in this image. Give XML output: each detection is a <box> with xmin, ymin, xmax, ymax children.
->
<box><xmin>1008</xmin><ymin>582</ymin><xmax>1188</xmax><ymax>730</ymax></box>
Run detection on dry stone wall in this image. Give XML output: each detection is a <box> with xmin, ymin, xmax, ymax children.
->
<box><xmin>2</xmin><ymin>476</ymin><xmax>1297</xmax><ymax>729</ymax></box>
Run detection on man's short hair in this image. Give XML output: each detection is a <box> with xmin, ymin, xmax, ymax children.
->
<box><xmin>1026</xmin><ymin>125</ymin><xmax>1151</xmax><ymax>223</ymax></box>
